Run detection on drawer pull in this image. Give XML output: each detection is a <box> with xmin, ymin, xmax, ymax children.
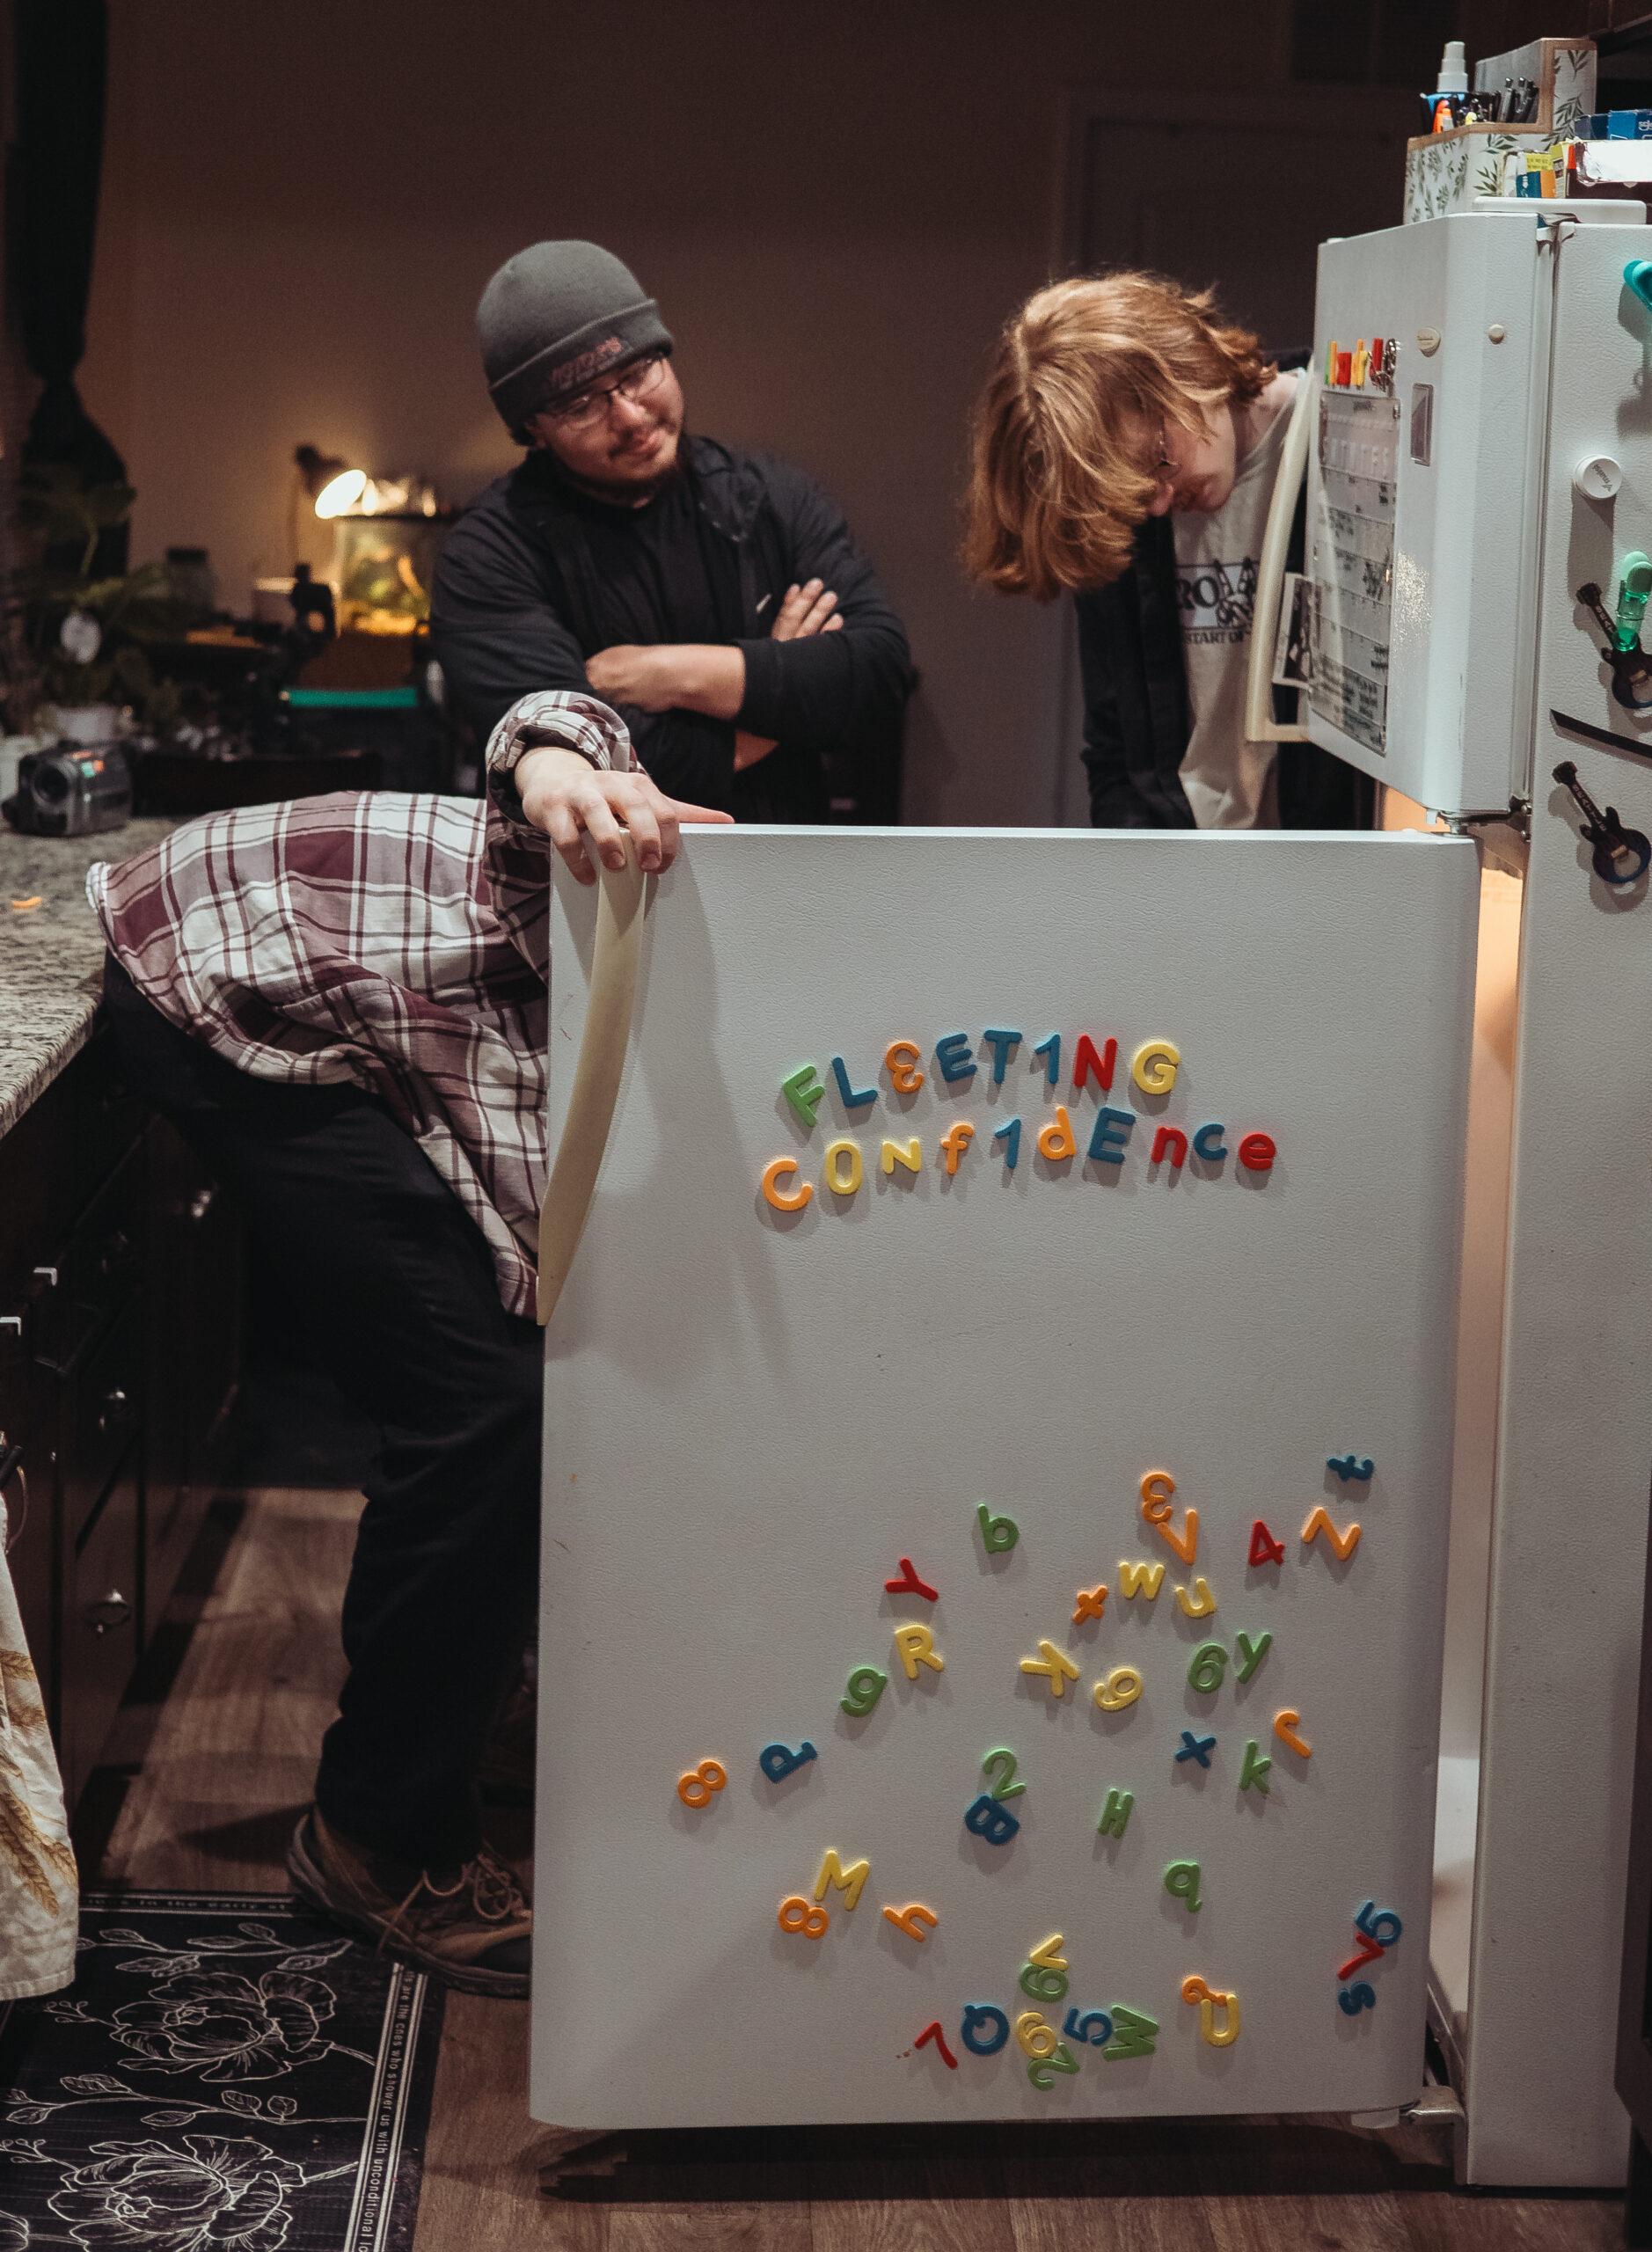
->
<box><xmin>85</xmin><ymin>1589</ymin><xmax>131</xmax><ymax>1634</ymax></box>
<box><xmin>188</xmin><ymin>1188</ymin><xmax>216</xmax><ymax>1224</ymax></box>
<box><xmin>0</xmin><ymin>1443</ymin><xmax>27</xmax><ymax>1553</ymax></box>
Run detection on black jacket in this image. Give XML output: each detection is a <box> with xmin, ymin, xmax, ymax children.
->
<box><xmin>431</xmin><ymin>435</ymin><xmax>915</xmax><ymax>823</ymax></box>
<box><xmin>1074</xmin><ymin>362</ymin><xmax>1374</xmax><ymax>831</ymax></box>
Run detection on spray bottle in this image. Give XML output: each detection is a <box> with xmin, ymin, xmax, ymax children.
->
<box><xmin>1421</xmin><ymin>40</ymin><xmax>1470</xmax><ymax>134</ymax></box>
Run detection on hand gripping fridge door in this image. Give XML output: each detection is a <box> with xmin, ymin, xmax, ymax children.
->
<box><xmin>1246</xmin><ymin>201</ymin><xmax>1651</xmax><ymax>823</ymax></box>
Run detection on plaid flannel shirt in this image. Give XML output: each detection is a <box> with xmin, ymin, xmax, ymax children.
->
<box><xmin>88</xmin><ymin>691</ymin><xmax>633</xmax><ymax>1320</ymax></box>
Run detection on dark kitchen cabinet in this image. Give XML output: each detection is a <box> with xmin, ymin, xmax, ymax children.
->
<box><xmin>0</xmin><ymin>1025</ymin><xmax>244</xmax><ymax>1811</ymax></box>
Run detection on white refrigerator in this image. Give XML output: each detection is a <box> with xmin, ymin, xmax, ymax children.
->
<box><xmin>528</xmin><ymin>203</ymin><xmax>1652</xmax><ymax>2164</ymax></box>
<box><xmin>1270</xmin><ymin>201</ymin><xmax>1652</xmax><ymax>2187</ymax></box>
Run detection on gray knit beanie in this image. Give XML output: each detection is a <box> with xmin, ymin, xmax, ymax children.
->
<box><xmin>478</xmin><ymin>241</ymin><xmax>673</xmax><ymax>439</ymax></box>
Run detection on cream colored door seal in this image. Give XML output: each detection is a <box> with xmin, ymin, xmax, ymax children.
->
<box><xmin>537</xmin><ymin>838</ymin><xmax>646</xmax><ymax>1325</ymax></box>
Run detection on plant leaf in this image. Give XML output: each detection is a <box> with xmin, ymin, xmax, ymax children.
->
<box><xmin>59</xmin><ymin>2073</ymin><xmax>130</xmax><ymax>2095</ymax></box>
<box><xmin>238</xmin><ymin>1923</ymin><xmax>278</xmax><ymax>1941</ymax></box>
<box><xmin>220</xmin><ymin>2088</ymin><xmax>261</xmax><ymax>2116</ymax></box>
<box><xmin>267</xmin><ymin>2095</ymin><xmax>297</xmax><ymax>2119</ymax></box>
<box><xmin>141</xmin><ymin>2109</ymin><xmax>201</xmax><ymax>2126</ymax></box>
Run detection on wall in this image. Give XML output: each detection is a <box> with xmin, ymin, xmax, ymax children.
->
<box><xmin>74</xmin><ymin>1</ymin><xmax>1540</xmax><ymax>822</ymax></box>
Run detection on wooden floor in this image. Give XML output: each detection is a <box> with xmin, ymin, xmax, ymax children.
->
<box><xmin>83</xmin><ymin>1487</ymin><xmax>1626</xmax><ymax>2252</ymax></box>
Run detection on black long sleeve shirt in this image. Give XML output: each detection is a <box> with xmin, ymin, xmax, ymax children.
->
<box><xmin>431</xmin><ymin>435</ymin><xmax>916</xmax><ymax>821</ymax></box>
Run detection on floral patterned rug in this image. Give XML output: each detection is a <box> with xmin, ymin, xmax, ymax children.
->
<box><xmin>0</xmin><ymin>1890</ymin><xmax>444</xmax><ymax>2251</ymax></box>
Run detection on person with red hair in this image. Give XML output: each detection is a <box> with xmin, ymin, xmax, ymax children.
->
<box><xmin>963</xmin><ymin>271</ymin><xmax>1371</xmax><ymax>832</ymax></box>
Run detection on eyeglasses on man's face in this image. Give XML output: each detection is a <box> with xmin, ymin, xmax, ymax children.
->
<box><xmin>543</xmin><ymin>352</ymin><xmax>669</xmax><ymax>432</ymax></box>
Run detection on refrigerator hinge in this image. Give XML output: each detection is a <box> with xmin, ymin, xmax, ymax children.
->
<box><xmin>1443</xmin><ymin>801</ymin><xmax>1531</xmax><ymax>876</ymax></box>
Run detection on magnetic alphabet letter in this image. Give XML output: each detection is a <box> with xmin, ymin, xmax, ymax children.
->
<box><xmin>1174</xmin><ymin>1575</ymin><xmax>1216</xmax><ymax>1618</ymax></box>
<box><xmin>1097</xmin><ymin>1787</ymin><xmax>1134</xmax><ymax>1838</ymax></box>
<box><xmin>1020</xmin><ymin>1639</ymin><xmax>1082</xmax><ymax>1698</ymax></box>
<box><xmin>1072</xmin><ymin>1034</ymin><xmax>1117</xmax><ymax>1092</ymax></box>
<box><xmin>1151</xmin><ymin>1125</ymin><xmax>1188</xmax><ymax>1167</ymax></box>
<box><xmin>1164</xmin><ymin>1861</ymin><xmax>1203</xmax><ymax>1911</ymax></box>
<box><xmin>831</xmin><ymin>1056</ymin><xmax>877</xmax><ymax>1109</ymax></box>
<box><xmin>1087</xmin><ymin>1106</ymin><xmax>1134</xmax><ymax>1163</ymax></box>
<box><xmin>886</xmin><ymin>1904</ymin><xmax>939</xmax><ymax>1942</ymax></box>
<box><xmin>995</xmin><ymin>1117</ymin><xmax>1022</xmax><ymax>1170</ymax></box>
<box><xmin>1102</xmin><ymin>2004</ymin><xmax>1159</xmax><ymax>2059</ymax></box>
<box><xmin>1032</xmin><ymin>1033</ymin><xmax>1061</xmax><ymax>1085</ymax></box>
<box><xmin>1118</xmin><ymin>1560</ymin><xmax>1166</xmax><ymax>1599</ymax></box>
<box><xmin>1233</xmin><ymin>1630</ymin><xmax>1272</xmax><ymax>1682</ymax></box>
<box><xmin>964</xmin><ymin>1794</ymin><xmax>1021</xmax><ymax>1845</ymax></box>
<box><xmin>758</xmin><ymin>1741</ymin><xmax>817</xmax><ymax>1783</ymax></box>
<box><xmin>1275</xmin><ymin>1708</ymin><xmax>1312</xmax><ymax>1758</ymax></box>
<box><xmin>913</xmin><ymin>2018</ymin><xmax>958</xmax><ymax>2067</ymax></box>
<box><xmin>1072</xmin><ymin>1582</ymin><xmax>1108</xmax><ymax>1624</ymax></box>
<box><xmin>1130</xmin><ymin>1039</ymin><xmax>1181</xmax><ymax>1094</ymax></box>
<box><xmin>885</xmin><ymin>1556</ymin><xmax>939</xmax><ymax>1600</ymax></box>
<box><xmin>893</xmin><ymin>1623</ymin><xmax>945</xmax><ymax>1678</ymax></box>
<box><xmin>881</xmin><ymin>1137</ymin><xmax>922</xmax><ymax>1176</ymax></box>
<box><xmin>1238</xmin><ymin>1740</ymin><xmax>1272</xmax><ymax>1794</ymax></box>
<box><xmin>1192</xmin><ymin>1122</ymin><xmax>1228</xmax><ymax>1162</ymax></box>
<box><xmin>885</xmin><ymin>1041</ymin><xmax>925</xmax><ymax>1093</ymax></box>
<box><xmin>977</xmin><ymin>1503</ymin><xmax>1020</xmax><ymax>1554</ymax></box>
<box><xmin>1175</xmin><ymin>1731</ymin><xmax>1216</xmax><ymax>1767</ymax></box>
<box><xmin>1037</xmin><ymin>1104</ymin><xmax>1078</xmax><ymax>1161</ymax></box>
<box><xmin>780</xmin><ymin>1064</ymin><xmax>825</xmax><ymax>1129</ymax></box>
<box><xmin>814</xmin><ymin>1848</ymin><xmax>871</xmax><ymax>1911</ymax></box>
<box><xmin>939</xmin><ymin>1122</ymin><xmax>976</xmax><ymax>1174</ymax></box>
<box><xmin>981</xmin><ymin>1027</ymin><xmax>1023</xmax><ymax>1084</ymax></box>
<box><xmin>935</xmin><ymin>1032</ymin><xmax>976</xmax><ymax>1083</ymax></box>
<box><xmin>823</xmin><ymin>1138</ymin><xmax>864</xmax><ymax>1195</ymax></box>
<box><xmin>1238</xmin><ymin>1132</ymin><xmax>1276</xmax><ymax>1172</ymax></box>
<box><xmin>761</xmin><ymin>1156</ymin><xmax>813</xmax><ymax>1212</ymax></box>
<box><xmin>1302</xmin><ymin>1506</ymin><xmax>1362</xmax><ymax>1560</ymax></box>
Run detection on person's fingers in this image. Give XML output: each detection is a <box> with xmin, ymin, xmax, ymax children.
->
<box><xmin>578</xmin><ymin>788</ymin><xmax>629</xmax><ymax>872</ymax></box>
<box><xmin>649</xmin><ymin>793</ymin><xmax>683</xmax><ymax>868</ymax></box>
<box><xmin>824</xmin><ymin>614</ymin><xmax>844</xmax><ymax>631</ymax></box>
<box><xmin>545</xmin><ymin>801</ymin><xmax>597</xmax><ymax>884</ymax></box>
<box><xmin>669</xmin><ymin>800</ymin><xmax>736</xmax><ymax>826</ymax></box>
<box><xmin>771</xmin><ymin>581</ymin><xmax>808</xmax><ymax>640</ymax></box>
<box><xmin>625</xmin><ymin>793</ymin><xmax>665</xmax><ymax>872</ymax></box>
<box><xmin>800</xmin><ymin>588</ymin><xmax>838</xmax><ymax>633</ymax></box>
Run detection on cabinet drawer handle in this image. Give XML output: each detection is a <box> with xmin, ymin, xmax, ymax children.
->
<box><xmin>0</xmin><ymin>1443</ymin><xmax>27</xmax><ymax>1553</ymax></box>
<box><xmin>85</xmin><ymin>1589</ymin><xmax>131</xmax><ymax>1634</ymax></box>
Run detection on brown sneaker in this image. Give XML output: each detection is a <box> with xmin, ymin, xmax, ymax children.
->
<box><xmin>478</xmin><ymin>1682</ymin><xmax>536</xmax><ymax>1806</ymax></box>
<box><xmin>286</xmin><ymin>1807</ymin><xmax>532</xmax><ymax>1998</ymax></box>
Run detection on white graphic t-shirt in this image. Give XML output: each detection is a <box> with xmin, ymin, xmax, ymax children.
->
<box><xmin>1171</xmin><ymin>375</ymin><xmax>1297</xmax><ymax>830</ymax></box>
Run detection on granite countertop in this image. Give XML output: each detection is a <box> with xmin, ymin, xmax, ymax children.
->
<box><xmin>0</xmin><ymin>818</ymin><xmax>178</xmax><ymax>1140</ymax></box>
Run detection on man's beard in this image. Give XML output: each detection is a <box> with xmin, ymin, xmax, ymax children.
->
<box><xmin>553</xmin><ymin>424</ymin><xmax>689</xmax><ymax>508</ymax></box>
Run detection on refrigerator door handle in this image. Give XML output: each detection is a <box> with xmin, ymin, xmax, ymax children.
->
<box><xmin>1243</xmin><ymin>364</ymin><xmax>1316</xmax><ymax>747</ymax></box>
<box><xmin>537</xmin><ymin>837</ymin><xmax>647</xmax><ymax>1325</ymax></box>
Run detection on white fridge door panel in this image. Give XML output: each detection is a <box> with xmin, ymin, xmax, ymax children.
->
<box><xmin>1533</xmin><ymin>219</ymin><xmax>1652</xmax><ymax>763</ymax></box>
<box><xmin>1311</xmin><ymin>216</ymin><xmax>1547</xmax><ymax>815</ymax></box>
<box><xmin>532</xmin><ymin>828</ymin><xmax>1478</xmax><ymax>2129</ymax></box>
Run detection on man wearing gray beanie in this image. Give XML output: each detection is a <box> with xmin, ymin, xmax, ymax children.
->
<box><xmin>433</xmin><ymin>240</ymin><xmax>915</xmax><ymax>822</ymax></box>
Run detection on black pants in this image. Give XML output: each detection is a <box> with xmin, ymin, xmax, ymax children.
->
<box><xmin>104</xmin><ymin>955</ymin><xmax>543</xmax><ymax>1869</ymax></box>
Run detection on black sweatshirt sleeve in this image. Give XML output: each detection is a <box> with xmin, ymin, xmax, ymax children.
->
<box><xmin>731</xmin><ymin>458</ymin><xmax>915</xmax><ymax>750</ymax></box>
<box><xmin>1075</xmin><ymin>586</ymin><xmax>1158</xmax><ymax>828</ymax></box>
<box><xmin>430</xmin><ymin>494</ymin><xmax>738</xmax><ymax>806</ymax></box>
